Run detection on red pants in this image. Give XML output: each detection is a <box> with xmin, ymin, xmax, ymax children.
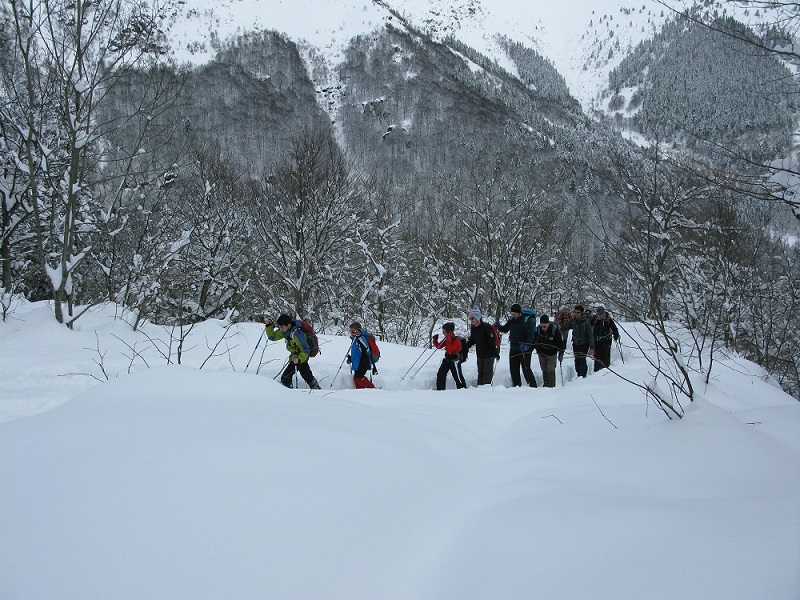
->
<box><xmin>353</xmin><ymin>375</ymin><xmax>375</xmax><ymax>389</ymax></box>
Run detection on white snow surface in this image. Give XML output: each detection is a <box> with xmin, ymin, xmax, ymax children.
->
<box><xmin>1</xmin><ymin>299</ymin><xmax>799</xmax><ymax>599</ymax></box>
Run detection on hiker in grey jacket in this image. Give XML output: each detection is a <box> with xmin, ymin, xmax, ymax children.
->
<box><xmin>560</xmin><ymin>304</ymin><xmax>594</xmax><ymax>378</ymax></box>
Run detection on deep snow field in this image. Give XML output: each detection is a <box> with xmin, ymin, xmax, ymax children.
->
<box><xmin>1</xmin><ymin>299</ymin><xmax>799</xmax><ymax>599</ymax></box>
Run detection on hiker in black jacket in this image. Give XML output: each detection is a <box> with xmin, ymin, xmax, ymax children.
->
<box><xmin>591</xmin><ymin>305</ymin><xmax>620</xmax><ymax>372</ymax></box>
<box><xmin>533</xmin><ymin>314</ymin><xmax>565</xmax><ymax>387</ymax></box>
<box><xmin>495</xmin><ymin>303</ymin><xmax>537</xmax><ymax>387</ymax></box>
<box><xmin>465</xmin><ymin>306</ymin><xmax>498</xmax><ymax>385</ymax></box>
<box><xmin>560</xmin><ymin>305</ymin><xmax>594</xmax><ymax>378</ymax></box>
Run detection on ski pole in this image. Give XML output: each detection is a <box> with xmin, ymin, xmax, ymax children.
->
<box><xmin>410</xmin><ymin>347</ymin><xmax>440</xmax><ymax>380</ymax></box>
<box><xmin>617</xmin><ymin>339</ymin><xmax>625</xmax><ymax>364</ymax></box>
<box><xmin>330</xmin><ymin>352</ymin><xmax>350</xmax><ymax>387</ymax></box>
<box><xmin>559</xmin><ymin>360</ymin><xmax>564</xmax><ymax>387</ymax></box>
<box><xmin>244</xmin><ymin>329</ymin><xmax>265</xmax><ymax>372</ymax></box>
<box><xmin>401</xmin><ymin>346</ymin><xmax>431</xmax><ymax>380</ymax></box>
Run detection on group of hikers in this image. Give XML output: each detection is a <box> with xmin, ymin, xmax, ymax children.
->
<box><xmin>261</xmin><ymin>303</ymin><xmax>621</xmax><ymax>391</ymax></box>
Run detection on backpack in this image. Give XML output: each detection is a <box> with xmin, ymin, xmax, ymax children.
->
<box><xmin>294</xmin><ymin>319</ymin><xmax>320</xmax><ymax>357</ymax></box>
<box><xmin>521</xmin><ymin>308</ymin><xmax>537</xmax><ymax>324</ymax></box>
<box><xmin>363</xmin><ymin>330</ymin><xmax>381</xmax><ymax>363</ymax></box>
<box><xmin>592</xmin><ymin>315</ymin><xmax>613</xmax><ymax>341</ymax></box>
<box><xmin>489</xmin><ymin>323</ymin><xmax>502</xmax><ymax>357</ymax></box>
<box><xmin>457</xmin><ymin>336</ymin><xmax>469</xmax><ymax>362</ymax></box>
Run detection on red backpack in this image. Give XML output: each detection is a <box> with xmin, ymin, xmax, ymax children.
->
<box><xmin>489</xmin><ymin>323</ymin><xmax>502</xmax><ymax>357</ymax></box>
<box><xmin>363</xmin><ymin>330</ymin><xmax>381</xmax><ymax>363</ymax></box>
<box><xmin>295</xmin><ymin>320</ymin><xmax>320</xmax><ymax>357</ymax></box>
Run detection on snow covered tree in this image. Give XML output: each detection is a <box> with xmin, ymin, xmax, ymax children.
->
<box><xmin>451</xmin><ymin>156</ymin><xmax>562</xmax><ymax>320</ymax></box>
<box><xmin>587</xmin><ymin>145</ymin><xmax>705</xmax><ymax>417</ymax></box>
<box><xmin>347</xmin><ymin>183</ymin><xmax>414</xmax><ymax>341</ymax></box>
<box><xmin>0</xmin><ymin>0</ymin><xmax>175</xmax><ymax>325</ymax></box>
<box><xmin>157</xmin><ymin>148</ymin><xmax>255</xmax><ymax>323</ymax></box>
<box><xmin>250</xmin><ymin>128</ymin><xmax>364</xmax><ymax>326</ymax></box>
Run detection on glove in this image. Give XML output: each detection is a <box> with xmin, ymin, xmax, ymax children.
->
<box><xmin>432</xmin><ymin>334</ymin><xmax>439</xmax><ymax>343</ymax></box>
<box><xmin>614</xmin><ymin>336</ymin><xmax>620</xmax><ymax>342</ymax></box>
<box><xmin>558</xmin><ymin>352</ymin><xmax>564</xmax><ymax>364</ymax></box>
<box><xmin>346</xmin><ymin>356</ymin><xmax>351</xmax><ymax>364</ymax></box>
<box><xmin>372</xmin><ymin>366</ymin><xmax>378</xmax><ymax>375</ymax></box>
<box><xmin>264</xmin><ymin>317</ymin><xmax>273</xmax><ymax>326</ymax></box>
<box><xmin>519</xmin><ymin>343</ymin><xmax>531</xmax><ymax>353</ymax></box>
<box><xmin>292</xmin><ymin>357</ymin><xmax>300</xmax><ymax>364</ymax></box>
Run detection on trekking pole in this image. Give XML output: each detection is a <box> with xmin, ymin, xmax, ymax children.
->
<box><xmin>401</xmin><ymin>346</ymin><xmax>431</xmax><ymax>380</ymax></box>
<box><xmin>244</xmin><ymin>329</ymin><xmax>265</xmax><ymax>372</ymax></box>
<box><xmin>409</xmin><ymin>347</ymin><xmax>440</xmax><ymax>380</ymax></box>
<box><xmin>617</xmin><ymin>339</ymin><xmax>625</xmax><ymax>364</ymax></box>
<box><xmin>330</xmin><ymin>352</ymin><xmax>350</xmax><ymax>388</ymax></box>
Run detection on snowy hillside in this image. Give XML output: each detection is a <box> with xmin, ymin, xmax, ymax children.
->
<box><xmin>165</xmin><ymin>0</ymin><xmax>676</xmax><ymax>110</ymax></box>
<box><xmin>1</xmin><ymin>300</ymin><xmax>799</xmax><ymax>599</ymax></box>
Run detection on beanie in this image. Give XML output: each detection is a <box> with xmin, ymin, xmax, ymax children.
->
<box><xmin>442</xmin><ymin>322</ymin><xmax>455</xmax><ymax>333</ymax></box>
<box><xmin>510</xmin><ymin>303</ymin><xmax>522</xmax><ymax>313</ymax></box>
<box><xmin>468</xmin><ymin>306</ymin><xmax>482</xmax><ymax>320</ymax></box>
<box><xmin>595</xmin><ymin>305</ymin><xmax>606</xmax><ymax>315</ymax></box>
<box><xmin>540</xmin><ymin>314</ymin><xmax>550</xmax><ymax>323</ymax></box>
<box><xmin>276</xmin><ymin>314</ymin><xmax>293</xmax><ymax>326</ymax></box>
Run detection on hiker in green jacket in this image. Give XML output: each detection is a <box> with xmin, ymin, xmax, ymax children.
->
<box><xmin>265</xmin><ymin>314</ymin><xmax>321</xmax><ymax>389</ymax></box>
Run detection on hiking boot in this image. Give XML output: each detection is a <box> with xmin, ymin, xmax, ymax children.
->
<box><xmin>309</xmin><ymin>378</ymin><xmax>321</xmax><ymax>390</ymax></box>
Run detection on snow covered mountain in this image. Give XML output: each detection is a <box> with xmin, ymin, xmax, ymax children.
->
<box><xmin>165</xmin><ymin>0</ymin><xmax>677</xmax><ymax>112</ymax></box>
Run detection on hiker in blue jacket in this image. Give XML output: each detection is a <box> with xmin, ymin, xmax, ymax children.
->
<box><xmin>495</xmin><ymin>303</ymin><xmax>537</xmax><ymax>387</ymax></box>
<box><xmin>347</xmin><ymin>322</ymin><xmax>375</xmax><ymax>389</ymax></box>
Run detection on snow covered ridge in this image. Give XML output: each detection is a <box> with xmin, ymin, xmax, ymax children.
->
<box><xmin>1</xmin><ymin>300</ymin><xmax>799</xmax><ymax>598</ymax></box>
<box><xmin>165</xmin><ymin>0</ymin><xmax>773</xmax><ymax>115</ymax></box>
<box><xmin>164</xmin><ymin>0</ymin><xmax>679</xmax><ymax>111</ymax></box>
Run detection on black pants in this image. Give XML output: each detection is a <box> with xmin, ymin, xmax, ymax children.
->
<box><xmin>476</xmin><ymin>357</ymin><xmax>495</xmax><ymax>385</ymax></box>
<box><xmin>436</xmin><ymin>359</ymin><xmax>466</xmax><ymax>390</ymax></box>
<box><xmin>354</xmin><ymin>360</ymin><xmax>372</xmax><ymax>379</ymax></box>
<box><xmin>509</xmin><ymin>351</ymin><xmax>537</xmax><ymax>387</ymax></box>
<box><xmin>594</xmin><ymin>341</ymin><xmax>612</xmax><ymax>372</ymax></box>
<box><xmin>281</xmin><ymin>360</ymin><xmax>316</xmax><ymax>388</ymax></box>
<box><xmin>573</xmin><ymin>343</ymin><xmax>590</xmax><ymax>378</ymax></box>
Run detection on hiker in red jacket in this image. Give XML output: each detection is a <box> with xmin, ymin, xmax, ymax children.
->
<box><xmin>432</xmin><ymin>322</ymin><xmax>467</xmax><ymax>390</ymax></box>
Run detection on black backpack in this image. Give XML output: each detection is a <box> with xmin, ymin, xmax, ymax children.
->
<box><xmin>457</xmin><ymin>336</ymin><xmax>469</xmax><ymax>362</ymax></box>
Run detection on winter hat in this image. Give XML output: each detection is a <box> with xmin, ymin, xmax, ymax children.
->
<box><xmin>468</xmin><ymin>306</ymin><xmax>482</xmax><ymax>320</ymax></box>
<box><xmin>595</xmin><ymin>305</ymin><xmax>606</xmax><ymax>315</ymax></box>
<box><xmin>509</xmin><ymin>303</ymin><xmax>522</xmax><ymax>313</ymax></box>
<box><xmin>540</xmin><ymin>314</ymin><xmax>550</xmax><ymax>324</ymax></box>
<box><xmin>276</xmin><ymin>314</ymin><xmax>293</xmax><ymax>326</ymax></box>
<box><xmin>442</xmin><ymin>322</ymin><xmax>455</xmax><ymax>333</ymax></box>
